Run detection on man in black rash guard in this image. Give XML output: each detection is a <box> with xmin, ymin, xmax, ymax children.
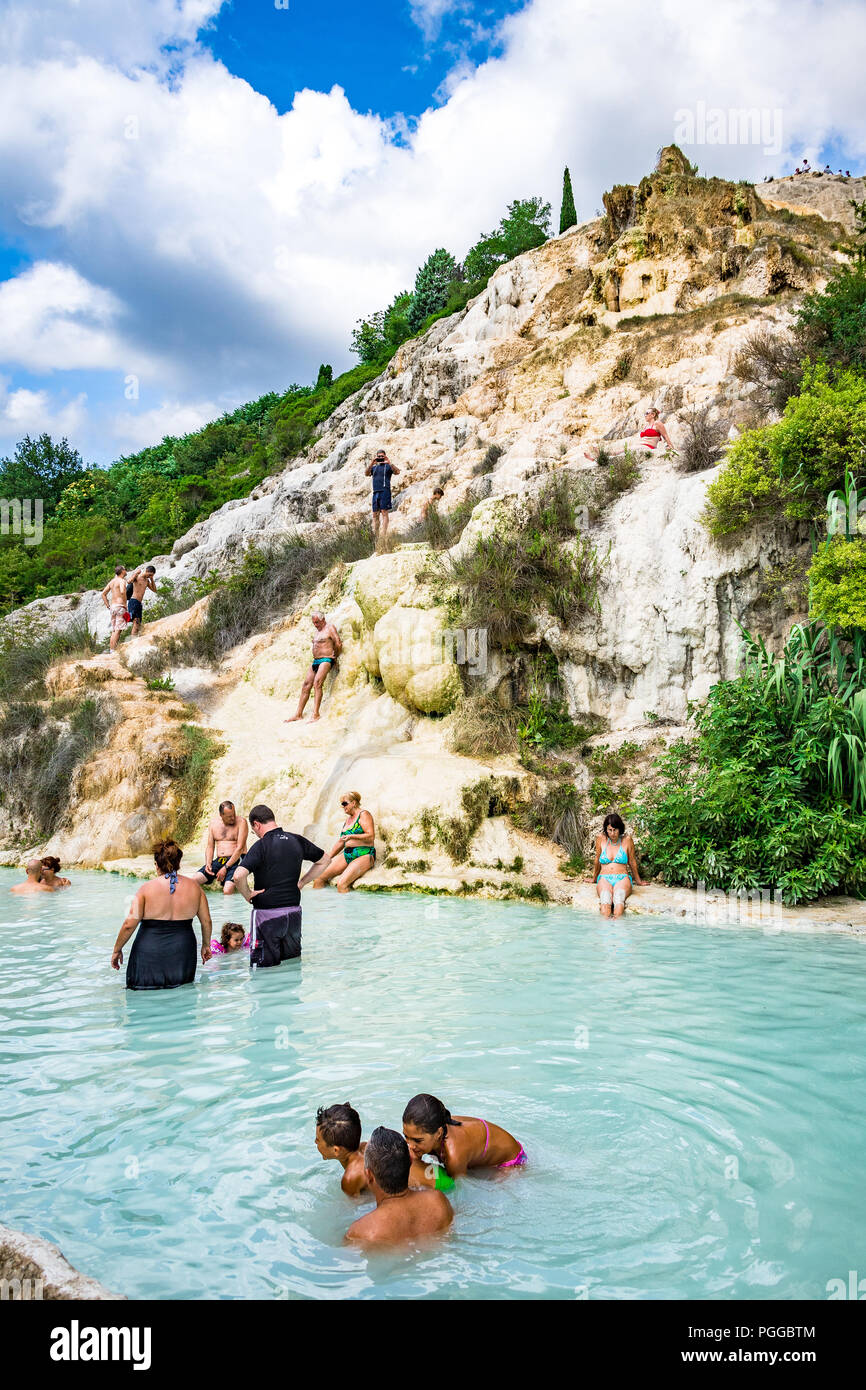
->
<box><xmin>232</xmin><ymin>804</ymin><xmax>327</xmax><ymax>968</ymax></box>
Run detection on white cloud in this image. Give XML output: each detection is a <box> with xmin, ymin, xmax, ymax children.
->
<box><xmin>110</xmin><ymin>399</ymin><xmax>222</xmax><ymax>449</ymax></box>
<box><xmin>0</xmin><ymin>0</ymin><xmax>865</xmax><ymax>460</ymax></box>
<box><xmin>409</xmin><ymin>1</ymin><xmax>466</xmax><ymax>41</ymax></box>
<box><xmin>0</xmin><ymin>380</ymin><xmax>87</xmax><ymax>441</ymax></box>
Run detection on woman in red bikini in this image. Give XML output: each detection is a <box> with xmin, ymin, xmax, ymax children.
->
<box><xmin>402</xmin><ymin>1093</ymin><xmax>526</xmax><ymax>1176</ymax></box>
<box><xmin>584</xmin><ymin>407</ymin><xmax>675</xmax><ymax>461</ymax></box>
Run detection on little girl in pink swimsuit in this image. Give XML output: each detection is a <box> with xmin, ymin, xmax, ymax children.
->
<box><xmin>210</xmin><ymin>922</ymin><xmax>250</xmax><ymax>955</ymax></box>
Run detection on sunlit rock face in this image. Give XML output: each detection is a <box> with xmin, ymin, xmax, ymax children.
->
<box><xmin>5</xmin><ymin>162</ymin><xmax>844</xmax><ymax>871</ymax></box>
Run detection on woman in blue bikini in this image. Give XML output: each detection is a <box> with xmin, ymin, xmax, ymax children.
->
<box><xmin>592</xmin><ymin>812</ymin><xmax>645</xmax><ymax>918</ymax></box>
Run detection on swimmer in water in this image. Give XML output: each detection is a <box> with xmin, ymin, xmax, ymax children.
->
<box><xmin>344</xmin><ymin>1127</ymin><xmax>453</xmax><ymax>1248</ymax></box>
<box><xmin>40</xmin><ymin>856</ymin><xmax>71</xmax><ymax>889</ymax></box>
<box><xmin>402</xmin><ymin>1092</ymin><xmax>526</xmax><ymax>1177</ymax></box>
<box><xmin>316</xmin><ymin>1103</ymin><xmax>448</xmax><ymax>1197</ymax></box>
<box><xmin>209</xmin><ymin>922</ymin><xmax>250</xmax><ymax>954</ymax></box>
<box><xmin>10</xmin><ymin>857</ymin><xmax>54</xmax><ymax>894</ymax></box>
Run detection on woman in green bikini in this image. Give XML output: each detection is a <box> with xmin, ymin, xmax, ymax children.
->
<box><xmin>310</xmin><ymin>791</ymin><xmax>376</xmax><ymax>892</ymax></box>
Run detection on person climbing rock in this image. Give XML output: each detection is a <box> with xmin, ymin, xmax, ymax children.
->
<box><xmin>127</xmin><ymin>564</ymin><xmax>157</xmax><ymax>637</ymax></box>
<box><xmin>285</xmin><ymin>611</ymin><xmax>342</xmax><ymax>723</ymax></box>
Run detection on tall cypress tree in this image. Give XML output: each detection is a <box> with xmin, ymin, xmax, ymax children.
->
<box><xmin>559</xmin><ymin>166</ymin><xmax>577</xmax><ymax>234</ymax></box>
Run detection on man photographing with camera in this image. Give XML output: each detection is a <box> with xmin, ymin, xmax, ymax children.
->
<box><xmin>365</xmin><ymin>448</ymin><xmax>401</xmax><ymax>546</ymax></box>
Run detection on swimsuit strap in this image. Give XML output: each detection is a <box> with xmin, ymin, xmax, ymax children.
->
<box><xmin>164</xmin><ymin>871</ymin><xmax>178</xmax><ymax>895</ymax></box>
<box><xmin>481</xmin><ymin>1118</ymin><xmax>490</xmax><ymax>1156</ymax></box>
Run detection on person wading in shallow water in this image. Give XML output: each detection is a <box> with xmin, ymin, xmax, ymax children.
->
<box><xmin>111</xmin><ymin>839</ymin><xmax>212</xmax><ymax>990</ymax></box>
<box><xmin>344</xmin><ymin>1127</ymin><xmax>453</xmax><ymax>1249</ymax></box>
<box><xmin>285</xmin><ymin>612</ymin><xmax>342</xmax><ymax>724</ymax></box>
<box><xmin>10</xmin><ymin>858</ymin><xmax>54</xmax><ymax>894</ymax></box>
<box><xmin>232</xmin><ymin>804</ymin><xmax>328</xmax><ymax>968</ymax></box>
<box><xmin>39</xmin><ymin>856</ymin><xmax>71</xmax><ymax>889</ymax></box>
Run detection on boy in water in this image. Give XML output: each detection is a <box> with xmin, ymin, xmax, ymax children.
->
<box><xmin>345</xmin><ymin>1128</ymin><xmax>453</xmax><ymax>1248</ymax></box>
<box><xmin>316</xmin><ymin>1103</ymin><xmax>454</xmax><ymax>1197</ymax></box>
<box><xmin>316</xmin><ymin>1103</ymin><xmax>368</xmax><ymax>1195</ymax></box>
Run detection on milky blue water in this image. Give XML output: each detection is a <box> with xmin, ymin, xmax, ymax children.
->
<box><xmin>1</xmin><ymin>867</ymin><xmax>865</xmax><ymax>1300</ymax></box>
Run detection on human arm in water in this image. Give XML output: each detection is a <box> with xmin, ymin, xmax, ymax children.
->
<box><xmin>111</xmin><ymin>889</ymin><xmax>144</xmax><ymax>969</ymax></box>
<box><xmin>196</xmin><ymin>887</ymin><xmax>213</xmax><ymax>962</ymax></box>
<box><xmin>297</xmin><ymin>855</ymin><xmax>332</xmax><ymax>889</ymax></box>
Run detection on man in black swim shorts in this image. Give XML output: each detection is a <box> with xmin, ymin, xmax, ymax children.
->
<box><xmin>127</xmin><ymin>564</ymin><xmax>157</xmax><ymax>637</ymax></box>
<box><xmin>232</xmin><ymin>804</ymin><xmax>328</xmax><ymax>968</ymax></box>
<box><xmin>365</xmin><ymin>449</ymin><xmax>401</xmax><ymax>544</ymax></box>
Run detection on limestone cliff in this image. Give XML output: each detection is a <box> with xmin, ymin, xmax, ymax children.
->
<box><xmin>1</xmin><ymin>160</ymin><xmax>857</xmax><ymax>892</ymax></box>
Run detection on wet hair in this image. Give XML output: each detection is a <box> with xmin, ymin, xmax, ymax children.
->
<box><xmin>41</xmin><ymin>856</ymin><xmax>61</xmax><ymax>873</ymax></box>
<box><xmin>364</xmin><ymin>1127</ymin><xmax>411</xmax><ymax>1195</ymax></box>
<box><xmin>115</xmin><ymin>564</ymin><xmax>125</xmax><ymax>575</ymax></box>
<box><xmin>218</xmin><ymin>800</ymin><xmax>235</xmax><ymax>814</ymax></box>
<box><xmin>249</xmin><ymin>804</ymin><xmax>275</xmax><ymax>825</ymax></box>
<box><xmin>402</xmin><ymin>1093</ymin><xmax>462</xmax><ymax>1138</ymax></box>
<box><xmin>220</xmin><ymin>922</ymin><xmax>246</xmax><ymax>950</ymax></box>
<box><xmin>602</xmin><ymin>813</ymin><xmax>626</xmax><ymax>836</ymax></box>
<box><xmin>316</xmin><ymin>1103</ymin><xmax>362</xmax><ymax>1152</ymax></box>
<box><xmin>153</xmin><ymin>839</ymin><xmax>183</xmax><ymax>873</ymax></box>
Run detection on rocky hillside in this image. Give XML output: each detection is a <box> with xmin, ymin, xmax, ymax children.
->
<box><xmin>1</xmin><ymin>153</ymin><xmax>859</xmax><ymax>898</ymax></box>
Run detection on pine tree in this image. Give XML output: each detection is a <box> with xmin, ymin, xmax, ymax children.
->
<box><xmin>315</xmin><ymin>363</ymin><xmax>333</xmax><ymax>390</ymax></box>
<box><xmin>407</xmin><ymin>248</ymin><xmax>459</xmax><ymax>331</ymax></box>
<box><xmin>559</xmin><ymin>166</ymin><xmax>577</xmax><ymax>234</ymax></box>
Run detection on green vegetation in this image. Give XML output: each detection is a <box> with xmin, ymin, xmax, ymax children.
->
<box><xmin>0</xmin><ymin>617</ymin><xmax>102</xmax><ymax>701</ymax></box>
<box><xmin>351</xmin><ymin>195</ymin><xmax>551</xmax><ymax>366</ymax></box>
<box><xmin>809</xmin><ymin>538</ymin><xmax>866</xmax><ymax>629</ymax></box>
<box><xmin>0</xmin><ymin>695</ymin><xmax>116</xmax><ymax>839</ymax></box>
<box><xmin>635</xmin><ymin>623</ymin><xmax>866</xmax><ymax>903</ymax></box>
<box><xmin>559</xmin><ymin>167</ymin><xmax>577</xmax><ymax>234</ymax></box>
<box><xmin>446</xmin><ymin>475</ymin><xmax>602</xmax><ymax>648</ymax></box>
<box><xmin>0</xmin><ymin>361</ymin><xmax>382</xmax><ymax>615</ymax></box>
<box><xmin>172</xmin><ymin>725</ymin><xmax>227</xmax><ymax>845</ymax></box>
<box><xmin>417</xmin><ymin>776</ymin><xmax>521</xmax><ymax>864</ymax></box>
<box><xmin>512</xmin><ymin>772</ymin><xmax>586</xmax><ymax>859</ymax></box>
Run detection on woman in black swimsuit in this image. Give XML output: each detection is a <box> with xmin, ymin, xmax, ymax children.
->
<box><xmin>111</xmin><ymin>839</ymin><xmax>213</xmax><ymax>990</ymax></box>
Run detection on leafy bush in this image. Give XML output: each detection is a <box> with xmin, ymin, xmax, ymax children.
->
<box><xmin>808</xmin><ymin>537</ymin><xmax>866</xmax><ymax>629</ymax></box>
<box><xmin>795</xmin><ymin>267</ymin><xmax>866</xmax><ymax>373</ymax></box>
<box><xmin>172</xmin><ymin>725</ymin><xmax>227</xmax><ymax>845</ymax></box>
<box><xmin>634</xmin><ymin>623</ymin><xmax>866</xmax><ymax>902</ymax></box>
<box><xmin>704</xmin><ymin>366</ymin><xmax>866</xmax><ymax>534</ymax></box>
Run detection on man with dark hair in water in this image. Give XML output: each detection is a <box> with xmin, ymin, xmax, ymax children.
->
<box><xmin>127</xmin><ymin>564</ymin><xmax>157</xmax><ymax>637</ymax></box>
<box><xmin>345</xmin><ymin>1127</ymin><xmax>453</xmax><ymax>1248</ymax></box>
<box><xmin>232</xmin><ymin>804</ymin><xmax>327</xmax><ymax>967</ymax></box>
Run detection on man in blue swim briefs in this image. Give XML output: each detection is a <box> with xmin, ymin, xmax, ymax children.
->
<box><xmin>126</xmin><ymin>563</ymin><xmax>157</xmax><ymax>637</ymax></box>
<box><xmin>365</xmin><ymin>448</ymin><xmax>401</xmax><ymax>544</ymax></box>
<box><xmin>285</xmin><ymin>611</ymin><xmax>342</xmax><ymax>723</ymax></box>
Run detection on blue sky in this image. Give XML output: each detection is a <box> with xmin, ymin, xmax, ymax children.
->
<box><xmin>0</xmin><ymin>0</ymin><xmax>864</xmax><ymax>467</ymax></box>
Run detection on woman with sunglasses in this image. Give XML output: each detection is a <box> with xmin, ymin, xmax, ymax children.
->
<box><xmin>309</xmin><ymin>791</ymin><xmax>376</xmax><ymax>893</ymax></box>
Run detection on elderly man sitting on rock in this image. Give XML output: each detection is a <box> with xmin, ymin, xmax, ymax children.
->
<box><xmin>285</xmin><ymin>611</ymin><xmax>342</xmax><ymax>723</ymax></box>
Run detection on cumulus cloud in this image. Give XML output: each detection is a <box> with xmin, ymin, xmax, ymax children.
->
<box><xmin>0</xmin><ymin>378</ymin><xmax>87</xmax><ymax>441</ymax></box>
<box><xmin>0</xmin><ymin>0</ymin><xmax>865</xmax><ymax>459</ymax></box>
<box><xmin>110</xmin><ymin>398</ymin><xmax>223</xmax><ymax>450</ymax></box>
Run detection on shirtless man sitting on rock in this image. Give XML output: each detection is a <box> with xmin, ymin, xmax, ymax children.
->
<box><xmin>192</xmin><ymin>800</ymin><xmax>248</xmax><ymax>895</ymax></box>
<box><xmin>285</xmin><ymin>612</ymin><xmax>342</xmax><ymax>724</ymax></box>
<box><xmin>101</xmin><ymin>564</ymin><xmax>129</xmax><ymax>653</ymax></box>
<box><xmin>127</xmin><ymin>564</ymin><xmax>157</xmax><ymax>637</ymax></box>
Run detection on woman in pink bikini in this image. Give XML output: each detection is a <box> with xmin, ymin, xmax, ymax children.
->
<box><xmin>584</xmin><ymin>407</ymin><xmax>675</xmax><ymax>461</ymax></box>
<box><xmin>402</xmin><ymin>1093</ymin><xmax>526</xmax><ymax>1176</ymax></box>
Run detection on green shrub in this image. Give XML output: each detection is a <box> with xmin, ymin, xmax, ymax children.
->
<box><xmin>796</xmin><ymin>267</ymin><xmax>866</xmax><ymax>373</ymax></box>
<box><xmin>808</xmin><ymin>537</ymin><xmax>866</xmax><ymax>629</ymax></box>
<box><xmin>0</xmin><ymin>695</ymin><xmax>116</xmax><ymax>838</ymax></box>
<box><xmin>634</xmin><ymin>623</ymin><xmax>866</xmax><ymax>902</ymax></box>
<box><xmin>704</xmin><ymin>367</ymin><xmax>866</xmax><ymax>535</ymax></box>
<box><xmin>0</xmin><ymin>618</ymin><xmax>101</xmax><ymax>701</ymax></box>
<box><xmin>172</xmin><ymin>725</ymin><xmax>227</xmax><ymax>844</ymax></box>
